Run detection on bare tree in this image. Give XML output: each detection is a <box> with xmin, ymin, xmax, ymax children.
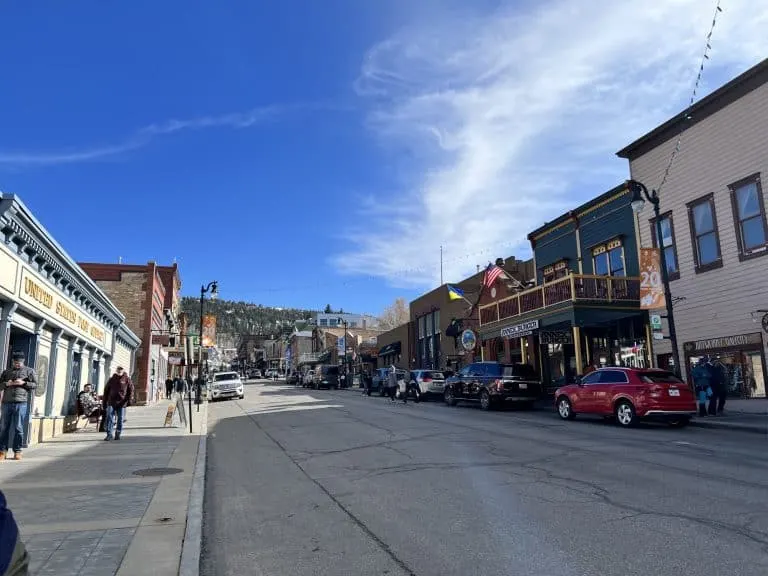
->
<box><xmin>379</xmin><ymin>298</ymin><xmax>410</xmax><ymax>329</ymax></box>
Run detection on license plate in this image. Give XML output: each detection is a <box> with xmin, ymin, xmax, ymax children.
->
<box><xmin>669</xmin><ymin>389</ymin><xmax>680</xmax><ymax>396</ymax></box>
<box><xmin>519</xmin><ymin>383</ymin><xmax>528</xmax><ymax>390</ymax></box>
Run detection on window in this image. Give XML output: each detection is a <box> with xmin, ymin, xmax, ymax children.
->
<box><xmin>650</xmin><ymin>212</ymin><xmax>680</xmax><ymax>280</ymax></box>
<box><xmin>580</xmin><ymin>372</ymin><xmax>601</xmax><ymax>385</ymax></box>
<box><xmin>433</xmin><ymin>310</ymin><xmax>440</xmax><ymax>334</ymax></box>
<box><xmin>319</xmin><ymin>319</ymin><xmax>328</xmax><ymax>326</ymax></box>
<box><xmin>597</xmin><ymin>370</ymin><xmax>629</xmax><ymax>384</ymax></box>
<box><xmin>687</xmin><ymin>194</ymin><xmax>722</xmax><ymax>272</ymax></box>
<box><xmin>349</xmin><ymin>321</ymin><xmax>357</xmax><ymax>328</ymax></box>
<box><xmin>542</xmin><ymin>260</ymin><xmax>569</xmax><ymax>283</ymax></box>
<box><xmin>419</xmin><ymin>315</ymin><xmax>425</xmax><ymax>339</ymax></box>
<box><xmin>592</xmin><ymin>239</ymin><xmax>625</xmax><ymax>277</ymax></box>
<box><xmin>329</xmin><ymin>318</ymin><xmax>338</xmax><ymax>326</ymax></box>
<box><xmin>729</xmin><ymin>175</ymin><xmax>768</xmax><ymax>260</ymax></box>
<box><xmin>639</xmin><ymin>371</ymin><xmax>684</xmax><ymax>384</ymax></box>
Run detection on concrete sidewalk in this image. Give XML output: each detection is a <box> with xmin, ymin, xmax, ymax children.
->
<box><xmin>0</xmin><ymin>399</ymin><xmax>207</xmax><ymax>576</ymax></box>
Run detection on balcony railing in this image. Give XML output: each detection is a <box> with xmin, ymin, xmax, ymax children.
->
<box><xmin>479</xmin><ymin>274</ymin><xmax>640</xmax><ymax>326</ymax></box>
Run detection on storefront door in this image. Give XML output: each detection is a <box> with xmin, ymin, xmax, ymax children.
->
<box><xmin>67</xmin><ymin>353</ymin><xmax>82</xmax><ymax>415</ymax></box>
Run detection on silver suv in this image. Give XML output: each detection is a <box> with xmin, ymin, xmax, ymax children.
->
<box><xmin>209</xmin><ymin>372</ymin><xmax>244</xmax><ymax>401</ymax></box>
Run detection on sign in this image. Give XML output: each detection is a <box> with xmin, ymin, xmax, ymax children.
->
<box><xmin>540</xmin><ymin>331</ymin><xmax>573</xmax><ymax>345</ymax></box>
<box><xmin>18</xmin><ymin>268</ymin><xmax>108</xmax><ymax>347</ymax></box>
<box><xmin>168</xmin><ymin>351</ymin><xmax>184</xmax><ymax>366</ymax></box>
<box><xmin>337</xmin><ymin>336</ymin><xmax>345</xmax><ymax>354</ymax></box>
<box><xmin>684</xmin><ymin>332</ymin><xmax>763</xmax><ymax>354</ymax></box>
<box><xmin>460</xmin><ymin>329</ymin><xmax>477</xmax><ymax>351</ymax></box>
<box><xmin>163</xmin><ymin>403</ymin><xmax>175</xmax><ymax>427</ymax></box>
<box><xmin>653</xmin><ymin>332</ymin><xmax>664</xmax><ymax>341</ymax></box>
<box><xmin>202</xmin><ymin>315</ymin><xmax>216</xmax><ymax>347</ymax></box>
<box><xmin>500</xmin><ymin>319</ymin><xmax>539</xmax><ymax>338</ymax></box>
<box><xmin>639</xmin><ymin>248</ymin><xmax>665</xmax><ymax>310</ymax></box>
<box><xmin>650</xmin><ymin>314</ymin><xmax>662</xmax><ymax>330</ymax></box>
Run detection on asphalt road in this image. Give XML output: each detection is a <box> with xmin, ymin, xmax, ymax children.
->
<box><xmin>201</xmin><ymin>381</ymin><xmax>768</xmax><ymax>576</ymax></box>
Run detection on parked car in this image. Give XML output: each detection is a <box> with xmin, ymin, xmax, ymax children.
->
<box><xmin>302</xmin><ymin>369</ymin><xmax>317</xmax><ymax>387</ymax></box>
<box><xmin>314</xmin><ymin>365</ymin><xmax>340</xmax><ymax>389</ymax></box>
<box><xmin>444</xmin><ymin>361</ymin><xmax>541</xmax><ymax>410</ymax></box>
<box><xmin>248</xmin><ymin>369</ymin><xmax>263</xmax><ymax>379</ymax></box>
<box><xmin>554</xmin><ymin>367</ymin><xmax>696</xmax><ymax>428</ymax></box>
<box><xmin>209</xmin><ymin>371</ymin><xmax>245</xmax><ymax>401</ymax></box>
<box><xmin>409</xmin><ymin>370</ymin><xmax>446</xmax><ymax>399</ymax></box>
<box><xmin>372</xmin><ymin>368</ymin><xmax>389</xmax><ymax>395</ymax></box>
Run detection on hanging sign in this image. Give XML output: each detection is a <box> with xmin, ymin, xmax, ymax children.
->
<box><xmin>460</xmin><ymin>329</ymin><xmax>477</xmax><ymax>351</ymax></box>
<box><xmin>639</xmin><ymin>248</ymin><xmax>665</xmax><ymax>309</ymax></box>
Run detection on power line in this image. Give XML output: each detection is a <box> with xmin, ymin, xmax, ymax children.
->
<box><xmin>657</xmin><ymin>0</ymin><xmax>724</xmax><ymax>194</ymax></box>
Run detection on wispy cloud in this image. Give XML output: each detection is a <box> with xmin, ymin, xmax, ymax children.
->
<box><xmin>0</xmin><ymin>106</ymin><xmax>282</xmax><ymax>166</ymax></box>
<box><xmin>334</xmin><ymin>0</ymin><xmax>768</xmax><ymax>288</ymax></box>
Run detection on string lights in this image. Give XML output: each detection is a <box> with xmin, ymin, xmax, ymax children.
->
<box><xmin>657</xmin><ymin>0</ymin><xmax>724</xmax><ymax>194</ymax></box>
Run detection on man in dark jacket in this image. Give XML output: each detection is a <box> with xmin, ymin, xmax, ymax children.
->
<box><xmin>0</xmin><ymin>352</ymin><xmax>37</xmax><ymax>461</ymax></box>
<box><xmin>0</xmin><ymin>490</ymin><xmax>28</xmax><ymax>576</ymax></box>
<box><xmin>102</xmin><ymin>366</ymin><xmax>134</xmax><ymax>441</ymax></box>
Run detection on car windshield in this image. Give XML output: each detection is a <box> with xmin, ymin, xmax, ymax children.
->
<box><xmin>426</xmin><ymin>372</ymin><xmax>445</xmax><ymax>379</ymax></box>
<box><xmin>639</xmin><ymin>371</ymin><xmax>685</xmax><ymax>384</ymax></box>
<box><xmin>214</xmin><ymin>373</ymin><xmax>238</xmax><ymax>381</ymax></box>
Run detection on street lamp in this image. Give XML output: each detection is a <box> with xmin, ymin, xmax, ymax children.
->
<box><xmin>337</xmin><ymin>316</ymin><xmax>348</xmax><ymax>384</ymax></box>
<box><xmin>197</xmin><ymin>281</ymin><xmax>218</xmax><ymax>430</ymax></box>
<box><xmin>627</xmin><ymin>180</ymin><xmax>682</xmax><ymax>378</ymax></box>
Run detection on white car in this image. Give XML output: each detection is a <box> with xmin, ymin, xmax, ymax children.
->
<box><xmin>209</xmin><ymin>372</ymin><xmax>244</xmax><ymax>401</ymax></box>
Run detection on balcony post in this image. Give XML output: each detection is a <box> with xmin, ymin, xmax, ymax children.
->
<box><xmin>520</xmin><ymin>337</ymin><xmax>528</xmax><ymax>364</ymax></box>
<box><xmin>570</xmin><ymin>274</ymin><xmax>576</xmax><ymax>300</ymax></box>
<box><xmin>573</xmin><ymin>326</ymin><xmax>584</xmax><ymax>375</ymax></box>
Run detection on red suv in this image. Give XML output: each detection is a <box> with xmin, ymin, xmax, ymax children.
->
<box><xmin>554</xmin><ymin>367</ymin><xmax>696</xmax><ymax>428</ymax></box>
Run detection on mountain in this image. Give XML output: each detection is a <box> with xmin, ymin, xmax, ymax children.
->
<box><xmin>180</xmin><ymin>297</ymin><xmax>315</xmax><ymax>348</ymax></box>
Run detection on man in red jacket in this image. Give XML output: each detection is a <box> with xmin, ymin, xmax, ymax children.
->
<box><xmin>102</xmin><ymin>366</ymin><xmax>134</xmax><ymax>441</ymax></box>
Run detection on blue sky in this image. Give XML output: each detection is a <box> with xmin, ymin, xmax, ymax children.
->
<box><xmin>1</xmin><ymin>1</ymin><xmax>766</xmax><ymax>317</ymax></box>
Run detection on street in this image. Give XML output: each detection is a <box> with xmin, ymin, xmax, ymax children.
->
<box><xmin>201</xmin><ymin>381</ymin><xmax>768</xmax><ymax>576</ymax></box>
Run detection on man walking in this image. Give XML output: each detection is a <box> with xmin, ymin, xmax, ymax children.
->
<box><xmin>0</xmin><ymin>352</ymin><xmax>37</xmax><ymax>461</ymax></box>
<box><xmin>102</xmin><ymin>366</ymin><xmax>134</xmax><ymax>441</ymax></box>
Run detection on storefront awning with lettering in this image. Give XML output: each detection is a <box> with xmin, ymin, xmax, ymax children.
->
<box><xmin>378</xmin><ymin>341</ymin><xmax>401</xmax><ymax>356</ymax></box>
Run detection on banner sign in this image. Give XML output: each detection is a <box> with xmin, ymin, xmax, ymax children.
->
<box><xmin>202</xmin><ymin>315</ymin><xmax>217</xmax><ymax>347</ymax></box>
<box><xmin>640</xmin><ymin>248</ymin><xmax>665</xmax><ymax>310</ymax></box>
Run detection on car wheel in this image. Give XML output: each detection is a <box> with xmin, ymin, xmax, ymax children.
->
<box><xmin>479</xmin><ymin>389</ymin><xmax>492</xmax><ymax>411</ymax></box>
<box><xmin>444</xmin><ymin>387</ymin><xmax>457</xmax><ymax>406</ymax></box>
<box><xmin>379</xmin><ymin>385</ymin><xmax>385</xmax><ymax>397</ymax></box>
<box><xmin>557</xmin><ymin>396</ymin><xmax>575</xmax><ymax>420</ymax></box>
<box><xmin>669</xmin><ymin>417</ymin><xmax>690</xmax><ymax>428</ymax></box>
<box><xmin>239</xmin><ymin>395</ymin><xmax>244</xmax><ymax>400</ymax></box>
<box><xmin>615</xmin><ymin>400</ymin><xmax>637</xmax><ymax>427</ymax></box>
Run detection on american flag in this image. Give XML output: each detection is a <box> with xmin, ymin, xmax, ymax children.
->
<box><xmin>483</xmin><ymin>264</ymin><xmax>506</xmax><ymax>288</ymax></box>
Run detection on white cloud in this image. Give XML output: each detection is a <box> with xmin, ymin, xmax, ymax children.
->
<box><xmin>333</xmin><ymin>0</ymin><xmax>768</xmax><ymax>288</ymax></box>
<box><xmin>0</xmin><ymin>106</ymin><xmax>280</xmax><ymax>166</ymax></box>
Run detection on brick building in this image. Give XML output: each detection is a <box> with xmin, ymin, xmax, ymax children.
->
<box><xmin>78</xmin><ymin>262</ymin><xmax>182</xmax><ymax>404</ymax></box>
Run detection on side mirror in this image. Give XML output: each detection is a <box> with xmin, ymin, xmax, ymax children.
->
<box><xmin>575</xmin><ymin>377</ymin><xmax>583</xmax><ymax>386</ymax></box>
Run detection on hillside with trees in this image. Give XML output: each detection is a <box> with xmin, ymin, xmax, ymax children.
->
<box><xmin>181</xmin><ymin>297</ymin><xmax>315</xmax><ymax>347</ymax></box>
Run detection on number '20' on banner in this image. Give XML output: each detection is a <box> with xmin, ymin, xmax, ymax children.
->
<box><xmin>639</xmin><ymin>248</ymin><xmax>666</xmax><ymax>310</ymax></box>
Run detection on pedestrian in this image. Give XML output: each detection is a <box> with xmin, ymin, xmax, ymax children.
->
<box><xmin>165</xmin><ymin>377</ymin><xmax>173</xmax><ymax>399</ymax></box>
<box><xmin>707</xmin><ymin>357</ymin><xmax>727</xmax><ymax>415</ymax></box>
<box><xmin>0</xmin><ymin>490</ymin><xmax>29</xmax><ymax>576</ymax></box>
<box><xmin>0</xmin><ymin>351</ymin><xmax>37</xmax><ymax>461</ymax></box>
<box><xmin>174</xmin><ymin>376</ymin><xmax>185</xmax><ymax>398</ymax></box>
<box><xmin>364</xmin><ymin>372</ymin><xmax>372</xmax><ymax>396</ymax></box>
<box><xmin>691</xmin><ymin>357</ymin><xmax>712</xmax><ymax>417</ymax></box>
<box><xmin>388</xmin><ymin>364</ymin><xmax>398</xmax><ymax>402</ymax></box>
<box><xmin>102</xmin><ymin>366</ymin><xmax>134</xmax><ymax>441</ymax></box>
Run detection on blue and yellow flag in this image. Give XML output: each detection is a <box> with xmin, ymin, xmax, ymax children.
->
<box><xmin>447</xmin><ymin>284</ymin><xmax>466</xmax><ymax>301</ymax></box>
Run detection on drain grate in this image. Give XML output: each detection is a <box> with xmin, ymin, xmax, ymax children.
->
<box><xmin>132</xmin><ymin>467</ymin><xmax>184</xmax><ymax>477</ymax></box>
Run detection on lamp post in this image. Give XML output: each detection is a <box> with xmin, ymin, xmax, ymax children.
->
<box><xmin>337</xmin><ymin>317</ymin><xmax>348</xmax><ymax>385</ymax></box>
<box><xmin>627</xmin><ymin>180</ymin><xmax>682</xmax><ymax>378</ymax></box>
<box><xmin>198</xmin><ymin>281</ymin><xmax>218</xmax><ymax>431</ymax></box>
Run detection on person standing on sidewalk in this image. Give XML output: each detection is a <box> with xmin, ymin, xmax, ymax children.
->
<box><xmin>707</xmin><ymin>357</ymin><xmax>727</xmax><ymax>415</ymax></box>
<box><xmin>691</xmin><ymin>358</ymin><xmax>712</xmax><ymax>417</ymax></box>
<box><xmin>0</xmin><ymin>490</ymin><xmax>29</xmax><ymax>576</ymax></box>
<box><xmin>102</xmin><ymin>366</ymin><xmax>134</xmax><ymax>441</ymax></box>
<box><xmin>0</xmin><ymin>352</ymin><xmax>37</xmax><ymax>461</ymax></box>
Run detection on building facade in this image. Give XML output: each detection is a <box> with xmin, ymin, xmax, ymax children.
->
<box><xmin>410</xmin><ymin>256</ymin><xmax>534</xmax><ymax>371</ymax></box>
<box><xmin>477</xmin><ymin>185</ymin><xmax>645</xmax><ymax>390</ymax></box>
<box><xmin>376</xmin><ymin>322</ymin><xmax>413</xmax><ymax>371</ymax></box>
<box><xmin>315</xmin><ymin>312</ymin><xmax>380</xmax><ymax>329</ymax></box>
<box><xmin>0</xmin><ymin>194</ymin><xmax>140</xmax><ymax>445</ymax></box>
<box><xmin>79</xmin><ymin>262</ymin><xmax>182</xmax><ymax>404</ymax></box>
<box><xmin>618</xmin><ymin>58</ymin><xmax>768</xmax><ymax>399</ymax></box>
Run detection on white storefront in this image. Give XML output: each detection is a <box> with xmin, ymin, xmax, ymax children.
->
<box><xmin>0</xmin><ymin>194</ymin><xmax>140</xmax><ymax>445</ymax></box>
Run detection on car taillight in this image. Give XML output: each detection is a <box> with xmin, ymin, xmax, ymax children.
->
<box><xmin>422</xmin><ymin>377</ymin><xmax>432</xmax><ymax>383</ymax></box>
<box><xmin>648</xmin><ymin>385</ymin><xmax>663</xmax><ymax>398</ymax></box>
<box><xmin>494</xmin><ymin>379</ymin><xmax>504</xmax><ymax>392</ymax></box>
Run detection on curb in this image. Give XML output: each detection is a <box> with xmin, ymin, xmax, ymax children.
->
<box><xmin>179</xmin><ymin>401</ymin><xmax>208</xmax><ymax>576</ymax></box>
<box><xmin>689</xmin><ymin>418</ymin><xmax>767</xmax><ymax>435</ymax></box>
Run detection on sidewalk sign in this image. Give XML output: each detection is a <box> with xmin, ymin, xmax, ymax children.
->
<box><xmin>176</xmin><ymin>394</ymin><xmax>188</xmax><ymax>426</ymax></box>
<box><xmin>163</xmin><ymin>404</ymin><xmax>175</xmax><ymax>427</ymax></box>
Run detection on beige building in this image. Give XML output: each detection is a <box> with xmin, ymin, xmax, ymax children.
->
<box><xmin>618</xmin><ymin>58</ymin><xmax>768</xmax><ymax>399</ymax></box>
<box><xmin>0</xmin><ymin>194</ymin><xmax>140</xmax><ymax>445</ymax></box>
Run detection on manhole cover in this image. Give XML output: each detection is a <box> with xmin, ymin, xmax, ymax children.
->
<box><xmin>132</xmin><ymin>467</ymin><xmax>184</xmax><ymax>477</ymax></box>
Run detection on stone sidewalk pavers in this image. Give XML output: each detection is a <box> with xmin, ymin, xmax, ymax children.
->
<box><xmin>0</xmin><ymin>399</ymin><xmax>207</xmax><ymax>576</ymax></box>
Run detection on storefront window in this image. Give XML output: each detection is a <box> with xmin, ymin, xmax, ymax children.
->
<box><xmin>687</xmin><ymin>351</ymin><xmax>766</xmax><ymax>398</ymax></box>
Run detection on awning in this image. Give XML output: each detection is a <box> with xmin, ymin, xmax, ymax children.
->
<box><xmin>378</xmin><ymin>341</ymin><xmax>401</xmax><ymax>356</ymax></box>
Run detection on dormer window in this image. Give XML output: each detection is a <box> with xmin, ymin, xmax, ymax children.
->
<box><xmin>592</xmin><ymin>238</ymin><xmax>625</xmax><ymax>277</ymax></box>
<box><xmin>542</xmin><ymin>260</ymin><xmax>569</xmax><ymax>283</ymax></box>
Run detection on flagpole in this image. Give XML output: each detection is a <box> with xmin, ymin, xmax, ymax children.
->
<box><xmin>440</xmin><ymin>245</ymin><xmax>443</xmax><ymax>286</ymax></box>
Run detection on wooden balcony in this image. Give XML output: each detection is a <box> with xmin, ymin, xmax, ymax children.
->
<box><xmin>479</xmin><ymin>274</ymin><xmax>641</xmax><ymax>326</ymax></box>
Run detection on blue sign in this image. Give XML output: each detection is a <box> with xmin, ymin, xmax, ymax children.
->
<box><xmin>460</xmin><ymin>329</ymin><xmax>477</xmax><ymax>351</ymax></box>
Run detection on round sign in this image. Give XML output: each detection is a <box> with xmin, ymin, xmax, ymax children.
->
<box><xmin>460</xmin><ymin>329</ymin><xmax>477</xmax><ymax>351</ymax></box>
<box><xmin>490</xmin><ymin>287</ymin><xmax>497</xmax><ymax>298</ymax></box>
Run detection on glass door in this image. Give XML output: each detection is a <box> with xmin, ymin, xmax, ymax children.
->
<box><xmin>745</xmin><ymin>352</ymin><xmax>766</xmax><ymax>398</ymax></box>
